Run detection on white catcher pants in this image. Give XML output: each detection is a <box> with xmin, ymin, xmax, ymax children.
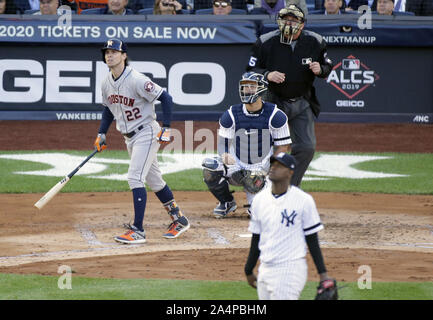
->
<box><xmin>257</xmin><ymin>258</ymin><xmax>308</xmax><ymax>300</ymax></box>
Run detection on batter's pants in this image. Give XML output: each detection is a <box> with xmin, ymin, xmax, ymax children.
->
<box><xmin>125</xmin><ymin>120</ymin><xmax>166</xmax><ymax>192</ymax></box>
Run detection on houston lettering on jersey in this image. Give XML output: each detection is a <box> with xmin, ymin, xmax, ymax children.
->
<box><xmin>107</xmin><ymin>94</ymin><xmax>135</xmax><ymax>107</ymax></box>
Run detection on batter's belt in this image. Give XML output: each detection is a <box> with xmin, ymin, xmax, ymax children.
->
<box><xmin>123</xmin><ymin>125</ymin><xmax>144</xmax><ymax>138</ymax></box>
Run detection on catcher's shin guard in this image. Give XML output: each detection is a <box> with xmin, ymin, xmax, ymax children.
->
<box><xmin>203</xmin><ymin>171</ymin><xmax>233</xmax><ymax>203</ymax></box>
<box><xmin>202</xmin><ymin>158</ymin><xmax>234</xmax><ymax>203</ymax></box>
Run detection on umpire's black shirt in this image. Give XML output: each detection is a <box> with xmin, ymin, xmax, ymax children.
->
<box><xmin>246</xmin><ymin>29</ymin><xmax>333</xmax><ymax>100</ymax></box>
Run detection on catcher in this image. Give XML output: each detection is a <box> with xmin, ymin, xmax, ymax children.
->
<box><xmin>202</xmin><ymin>72</ymin><xmax>291</xmax><ymax>218</ymax></box>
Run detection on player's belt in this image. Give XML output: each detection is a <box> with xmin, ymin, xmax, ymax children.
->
<box><xmin>123</xmin><ymin>125</ymin><xmax>144</xmax><ymax>138</ymax></box>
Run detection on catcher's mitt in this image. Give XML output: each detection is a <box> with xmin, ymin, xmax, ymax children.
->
<box><xmin>315</xmin><ymin>278</ymin><xmax>338</xmax><ymax>300</ymax></box>
<box><xmin>232</xmin><ymin>169</ymin><xmax>266</xmax><ymax>194</ymax></box>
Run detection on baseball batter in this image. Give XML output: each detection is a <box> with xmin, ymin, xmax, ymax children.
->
<box><xmin>202</xmin><ymin>72</ymin><xmax>291</xmax><ymax>218</ymax></box>
<box><xmin>244</xmin><ymin>152</ymin><xmax>336</xmax><ymax>300</ymax></box>
<box><xmin>94</xmin><ymin>38</ymin><xmax>190</xmax><ymax>244</ymax></box>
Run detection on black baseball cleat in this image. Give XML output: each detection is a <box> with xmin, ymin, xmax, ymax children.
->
<box><xmin>213</xmin><ymin>201</ymin><xmax>237</xmax><ymax>219</ymax></box>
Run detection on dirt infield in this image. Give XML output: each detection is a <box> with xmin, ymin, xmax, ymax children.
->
<box><xmin>0</xmin><ymin>121</ymin><xmax>432</xmax><ymax>284</ymax></box>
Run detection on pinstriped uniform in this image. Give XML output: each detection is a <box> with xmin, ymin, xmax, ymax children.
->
<box><xmin>248</xmin><ymin>185</ymin><xmax>323</xmax><ymax>300</ymax></box>
<box><xmin>101</xmin><ymin>66</ymin><xmax>166</xmax><ymax>191</ymax></box>
<box><xmin>218</xmin><ymin>103</ymin><xmax>291</xmax><ymax>171</ymax></box>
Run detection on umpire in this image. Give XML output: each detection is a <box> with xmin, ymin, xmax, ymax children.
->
<box><xmin>246</xmin><ymin>4</ymin><xmax>333</xmax><ymax>186</ymax></box>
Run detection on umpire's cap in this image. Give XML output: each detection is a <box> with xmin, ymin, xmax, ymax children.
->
<box><xmin>270</xmin><ymin>153</ymin><xmax>296</xmax><ymax>171</ymax></box>
<box><xmin>101</xmin><ymin>39</ymin><xmax>128</xmax><ymax>63</ymax></box>
<box><xmin>278</xmin><ymin>4</ymin><xmax>305</xmax><ymax>22</ymax></box>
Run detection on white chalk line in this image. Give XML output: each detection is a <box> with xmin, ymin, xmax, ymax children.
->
<box><xmin>75</xmin><ymin>225</ymin><xmax>105</xmax><ymax>246</ymax></box>
<box><xmin>207</xmin><ymin>228</ymin><xmax>230</xmax><ymax>245</ymax></box>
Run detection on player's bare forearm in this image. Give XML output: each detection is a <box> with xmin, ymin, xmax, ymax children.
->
<box><xmin>273</xmin><ymin>144</ymin><xmax>290</xmax><ymax>155</ymax></box>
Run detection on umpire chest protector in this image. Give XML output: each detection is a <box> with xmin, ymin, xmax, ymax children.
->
<box><xmin>259</xmin><ymin>30</ymin><xmax>326</xmax><ymax>99</ymax></box>
<box><xmin>231</xmin><ymin>102</ymin><xmax>275</xmax><ymax>164</ymax></box>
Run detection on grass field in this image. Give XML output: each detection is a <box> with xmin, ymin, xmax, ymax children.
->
<box><xmin>1</xmin><ymin>274</ymin><xmax>432</xmax><ymax>300</ymax></box>
<box><xmin>0</xmin><ymin>150</ymin><xmax>432</xmax><ymax>194</ymax></box>
<box><xmin>1</xmin><ymin>150</ymin><xmax>432</xmax><ymax>301</ymax></box>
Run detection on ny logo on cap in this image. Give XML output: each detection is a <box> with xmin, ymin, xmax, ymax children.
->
<box><xmin>107</xmin><ymin>40</ymin><xmax>113</xmax><ymax>46</ymax></box>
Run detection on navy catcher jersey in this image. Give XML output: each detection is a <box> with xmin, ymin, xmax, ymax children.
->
<box><xmin>218</xmin><ymin>102</ymin><xmax>291</xmax><ymax>166</ymax></box>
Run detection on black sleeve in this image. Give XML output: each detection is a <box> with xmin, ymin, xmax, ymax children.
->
<box><xmin>156</xmin><ymin>90</ymin><xmax>173</xmax><ymax>128</ymax></box>
<box><xmin>305</xmin><ymin>232</ymin><xmax>327</xmax><ymax>274</ymax></box>
<box><xmin>244</xmin><ymin>233</ymin><xmax>260</xmax><ymax>276</ymax></box>
<box><xmin>317</xmin><ymin>40</ymin><xmax>333</xmax><ymax>79</ymax></box>
<box><xmin>246</xmin><ymin>39</ymin><xmax>268</xmax><ymax>76</ymax></box>
<box><xmin>98</xmin><ymin>107</ymin><xmax>114</xmax><ymax>134</ymax></box>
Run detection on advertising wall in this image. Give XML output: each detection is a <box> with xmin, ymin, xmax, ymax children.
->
<box><xmin>0</xmin><ymin>16</ymin><xmax>432</xmax><ymax>123</ymax></box>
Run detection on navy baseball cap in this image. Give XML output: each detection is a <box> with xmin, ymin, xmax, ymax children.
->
<box><xmin>270</xmin><ymin>153</ymin><xmax>296</xmax><ymax>170</ymax></box>
<box><xmin>101</xmin><ymin>39</ymin><xmax>127</xmax><ymax>63</ymax></box>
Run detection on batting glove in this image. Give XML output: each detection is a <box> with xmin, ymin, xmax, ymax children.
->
<box><xmin>157</xmin><ymin>127</ymin><xmax>171</xmax><ymax>144</ymax></box>
<box><xmin>94</xmin><ymin>133</ymin><xmax>107</xmax><ymax>152</ymax></box>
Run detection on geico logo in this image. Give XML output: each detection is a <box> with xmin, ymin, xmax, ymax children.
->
<box><xmin>327</xmin><ymin>70</ymin><xmax>375</xmax><ymax>84</ymax></box>
<box><xmin>0</xmin><ymin>59</ymin><xmax>225</xmax><ymax>105</ymax></box>
<box><xmin>336</xmin><ymin>100</ymin><xmax>365</xmax><ymax>107</ymax></box>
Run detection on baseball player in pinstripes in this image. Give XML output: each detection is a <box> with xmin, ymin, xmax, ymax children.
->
<box><xmin>94</xmin><ymin>39</ymin><xmax>190</xmax><ymax>244</ymax></box>
<box><xmin>202</xmin><ymin>72</ymin><xmax>291</xmax><ymax>218</ymax></box>
<box><xmin>244</xmin><ymin>152</ymin><xmax>336</xmax><ymax>300</ymax></box>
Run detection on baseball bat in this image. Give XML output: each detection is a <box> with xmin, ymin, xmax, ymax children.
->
<box><xmin>34</xmin><ymin>149</ymin><xmax>99</xmax><ymax>210</ymax></box>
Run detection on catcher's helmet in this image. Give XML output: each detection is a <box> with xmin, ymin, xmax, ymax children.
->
<box><xmin>239</xmin><ymin>72</ymin><xmax>268</xmax><ymax>104</ymax></box>
<box><xmin>277</xmin><ymin>4</ymin><xmax>305</xmax><ymax>45</ymax></box>
<box><xmin>101</xmin><ymin>39</ymin><xmax>128</xmax><ymax>63</ymax></box>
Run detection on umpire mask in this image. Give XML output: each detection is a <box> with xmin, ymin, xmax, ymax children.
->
<box><xmin>277</xmin><ymin>4</ymin><xmax>305</xmax><ymax>45</ymax></box>
<box><xmin>239</xmin><ymin>72</ymin><xmax>268</xmax><ymax>104</ymax></box>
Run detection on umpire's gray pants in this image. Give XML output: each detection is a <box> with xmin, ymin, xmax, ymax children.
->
<box><xmin>264</xmin><ymin>92</ymin><xmax>316</xmax><ymax>187</ymax></box>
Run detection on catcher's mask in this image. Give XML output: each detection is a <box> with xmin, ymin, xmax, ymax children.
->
<box><xmin>239</xmin><ymin>72</ymin><xmax>268</xmax><ymax>104</ymax></box>
<box><xmin>277</xmin><ymin>4</ymin><xmax>305</xmax><ymax>45</ymax></box>
<box><xmin>102</xmin><ymin>38</ymin><xmax>128</xmax><ymax>64</ymax></box>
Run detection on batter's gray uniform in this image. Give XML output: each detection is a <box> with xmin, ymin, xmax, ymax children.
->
<box><xmin>101</xmin><ymin>66</ymin><xmax>166</xmax><ymax>192</ymax></box>
<box><xmin>97</xmin><ymin>39</ymin><xmax>189</xmax><ymax>244</ymax></box>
